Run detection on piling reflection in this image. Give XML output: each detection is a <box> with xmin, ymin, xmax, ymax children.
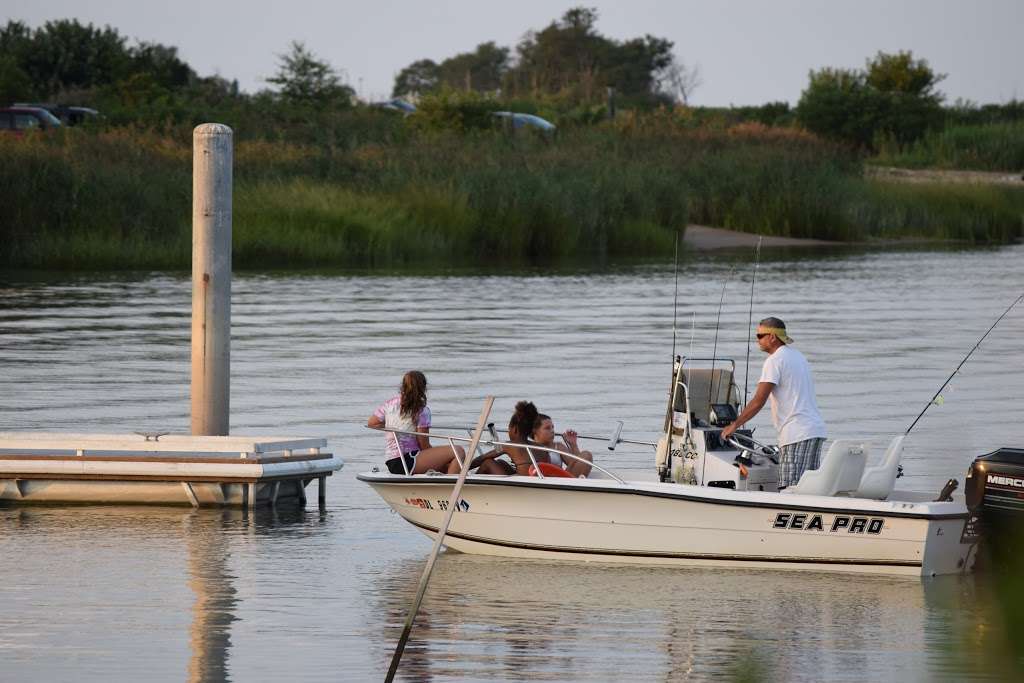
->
<box><xmin>182</xmin><ymin>504</ymin><xmax>325</xmax><ymax>683</ymax></box>
<box><xmin>184</xmin><ymin>510</ymin><xmax>239</xmax><ymax>683</ymax></box>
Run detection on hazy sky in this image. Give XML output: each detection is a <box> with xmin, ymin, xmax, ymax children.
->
<box><xmin>4</xmin><ymin>0</ymin><xmax>1022</xmax><ymax>106</ymax></box>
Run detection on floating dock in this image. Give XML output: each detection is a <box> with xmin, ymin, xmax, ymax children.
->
<box><xmin>0</xmin><ymin>433</ymin><xmax>343</xmax><ymax>508</ymax></box>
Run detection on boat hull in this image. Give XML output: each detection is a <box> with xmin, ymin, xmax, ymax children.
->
<box><xmin>359</xmin><ymin>473</ymin><xmax>975</xmax><ymax>577</ymax></box>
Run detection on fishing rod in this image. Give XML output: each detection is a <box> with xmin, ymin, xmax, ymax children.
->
<box><xmin>670</xmin><ymin>229</ymin><xmax>681</xmax><ymax>363</ymax></box>
<box><xmin>905</xmin><ymin>290</ymin><xmax>1024</xmax><ymax>436</ymax></box>
<box><xmin>686</xmin><ymin>311</ymin><xmax>696</xmax><ymax>393</ymax></box>
<box><xmin>743</xmin><ymin>237</ymin><xmax>763</xmax><ymax>405</ymax></box>
<box><xmin>664</xmin><ymin>230</ymin><xmax>684</xmax><ymax>443</ymax></box>
<box><xmin>709</xmin><ymin>264</ymin><xmax>737</xmax><ymax>402</ymax></box>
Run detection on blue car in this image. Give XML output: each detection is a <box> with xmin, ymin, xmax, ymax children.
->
<box><xmin>493</xmin><ymin>111</ymin><xmax>556</xmax><ymax>132</ymax></box>
<box><xmin>372</xmin><ymin>99</ymin><xmax>417</xmax><ymax>115</ymax></box>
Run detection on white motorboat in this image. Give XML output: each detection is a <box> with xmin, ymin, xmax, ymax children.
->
<box><xmin>359</xmin><ymin>358</ymin><xmax>977</xmax><ymax>577</ymax></box>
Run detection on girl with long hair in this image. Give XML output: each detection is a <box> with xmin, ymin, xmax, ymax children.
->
<box><xmin>368</xmin><ymin>371</ymin><xmax>464</xmax><ymax>474</ymax></box>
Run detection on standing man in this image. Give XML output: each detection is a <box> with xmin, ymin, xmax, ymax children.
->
<box><xmin>721</xmin><ymin>317</ymin><xmax>826</xmax><ymax>489</ymax></box>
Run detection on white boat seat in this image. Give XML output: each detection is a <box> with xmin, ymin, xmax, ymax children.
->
<box><xmin>854</xmin><ymin>435</ymin><xmax>905</xmax><ymax>500</ymax></box>
<box><xmin>787</xmin><ymin>440</ymin><xmax>867</xmax><ymax>496</ymax></box>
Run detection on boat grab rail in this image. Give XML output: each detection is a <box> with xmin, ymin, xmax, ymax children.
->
<box><xmin>431</xmin><ymin>423</ymin><xmax>657</xmax><ymax>449</ymax></box>
<box><xmin>369</xmin><ymin>426</ymin><xmax>627</xmax><ymax>484</ymax></box>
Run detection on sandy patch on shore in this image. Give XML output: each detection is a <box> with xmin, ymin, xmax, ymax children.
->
<box><xmin>683</xmin><ymin>225</ymin><xmax>838</xmax><ymax>250</ymax></box>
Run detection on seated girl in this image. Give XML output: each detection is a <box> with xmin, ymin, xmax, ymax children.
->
<box><xmin>368</xmin><ymin>371</ymin><xmax>465</xmax><ymax>475</ymax></box>
<box><xmin>473</xmin><ymin>401</ymin><xmax>545</xmax><ymax>475</ymax></box>
<box><xmin>532</xmin><ymin>413</ymin><xmax>593</xmax><ymax>478</ymax></box>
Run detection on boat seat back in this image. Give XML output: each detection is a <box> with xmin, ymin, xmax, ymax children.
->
<box><xmin>788</xmin><ymin>440</ymin><xmax>867</xmax><ymax>496</ymax></box>
<box><xmin>854</xmin><ymin>435</ymin><xmax>905</xmax><ymax>500</ymax></box>
<box><xmin>676</xmin><ymin>368</ymin><xmax>734</xmax><ymax>424</ymax></box>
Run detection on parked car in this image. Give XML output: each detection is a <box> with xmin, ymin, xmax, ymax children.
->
<box><xmin>13</xmin><ymin>103</ymin><xmax>100</xmax><ymax>126</ymax></box>
<box><xmin>0</xmin><ymin>106</ymin><xmax>63</xmax><ymax>136</ymax></box>
<box><xmin>371</xmin><ymin>98</ymin><xmax>417</xmax><ymax>115</ymax></box>
<box><xmin>493</xmin><ymin>111</ymin><xmax>556</xmax><ymax>133</ymax></box>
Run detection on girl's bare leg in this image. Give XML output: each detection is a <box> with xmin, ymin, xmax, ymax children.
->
<box><xmin>476</xmin><ymin>459</ymin><xmax>514</xmax><ymax>475</ymax></box>
<box><xmin>412</xmin><ymin>445</ymin><xmax>465</xmax><ymax>474</ymax></box>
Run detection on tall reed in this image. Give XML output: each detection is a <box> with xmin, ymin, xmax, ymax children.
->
<box><xmin>874</xmin><ymin>121</ymin><xmax>1024</xmax><ymax>171</ymax></box>
<box><xmin>2</xmin><ymin>119</ymin><xmax>1021</xmax><ymax>270</ymax></box>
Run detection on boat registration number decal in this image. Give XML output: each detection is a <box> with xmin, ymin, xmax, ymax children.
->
<box><xmin>773</xmin><ymin>513</ymin><xmax>884</xmax><ymax>534</ymax></box>
<box><xmin>404</xmin><ymin>497</ymin><xmax>470</xmax><ymax>512</ymax></box>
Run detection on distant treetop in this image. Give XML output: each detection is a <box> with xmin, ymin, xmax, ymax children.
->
<box><xmin>391</xmin><ymin>7</ymin><xmax>688</xmax><ymax>108</ymax></box>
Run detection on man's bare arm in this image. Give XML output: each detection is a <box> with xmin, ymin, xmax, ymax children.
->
<box><xmin>721</xmin><ymin>382</ymin><xmax>774</xmax><ymax>439</ymax></box>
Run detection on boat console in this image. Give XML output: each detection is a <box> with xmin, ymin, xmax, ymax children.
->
<box><xmin>656</xmin><ymin>357</ymin><xmax>780</xmax><ymax>492</ymax></box>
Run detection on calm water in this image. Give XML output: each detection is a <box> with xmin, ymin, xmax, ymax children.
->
<box><xmin>1</xmin><ymin>245</ymin><xmax>1023</xmax><ymax>682</ymax></box>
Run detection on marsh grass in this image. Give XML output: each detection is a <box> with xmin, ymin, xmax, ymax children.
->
<box><xmin>851</xmin><ymin>181</ymin><xmax>1024</xmax><ymax>242</ymax></box>
<box><xmin>2</xmin><ymin>119</ymin><xmax>1022</xmax><ymax>270</ymax></box>
<box><xmin>874</xmin><ymin>121</ymin><xmax>1024</xmax><ymax>171</ymax></box>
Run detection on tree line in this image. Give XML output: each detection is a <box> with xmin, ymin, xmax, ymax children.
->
<box><xmin>1</xmin><ymin>11</ymin><xmax>1020</xmax><ymax>154</ymax></box>
<box><xmin>0</xmin><ymin>19</ymin><xmax>201</xmax><ymax>102</ymax></box>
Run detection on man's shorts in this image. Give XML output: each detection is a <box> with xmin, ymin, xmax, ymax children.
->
<box><xmin>778</xmin><ymin>437</ymin><xmax>825</xmax><ymax>489</ymax></box>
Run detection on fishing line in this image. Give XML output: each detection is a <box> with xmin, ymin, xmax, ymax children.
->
<box><xmin>743</xmin><ymin>237</ymin><xmax>763</xmax><ymax>405</ymax></box>
<box><xmin>905</xmin><ymin>290</ymin><xmax>1024</xmax><ymax>436</ymax></box>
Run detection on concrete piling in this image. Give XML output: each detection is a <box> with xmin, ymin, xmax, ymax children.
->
<box><xmin>191</xmin><ymin>124</ymin><xmax>233</xmax><ymax>436</ymax></box>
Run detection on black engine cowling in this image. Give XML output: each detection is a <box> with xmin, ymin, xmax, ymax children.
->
<box><xmin>966</xmin><ymin>448</ymin><xmax>1024</xmax><ymax>516</ymax></box>
<box><xmin>965</xmin><ymin>448</ymin><xmax>1024</xmax><ymax>568</ymax></box>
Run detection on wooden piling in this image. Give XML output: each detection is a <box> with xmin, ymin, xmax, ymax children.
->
<box><xmin>191</xmin><ymin>123</ymin><xmax>233</xmax><ymax>436</ymax></box>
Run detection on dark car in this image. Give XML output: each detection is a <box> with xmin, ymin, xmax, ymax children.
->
<box><xmin>0</xmin><ymin>106</ymin><xmax>63</xmax><ymax>136</ymax></box>
<box><xmin>14</xmin><ymin>102</ymin><xmax>100</xmax><ymax>126</ymax></box>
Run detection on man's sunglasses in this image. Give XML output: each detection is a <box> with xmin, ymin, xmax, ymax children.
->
<box><xmin>756</xmin><ymin>332</ymin><xmax>771</xmax><ymax>339</ymax></box>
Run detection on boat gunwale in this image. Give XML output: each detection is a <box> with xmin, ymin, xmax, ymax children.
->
<box><xmin>356</xmin><ymin>471</ymin><xmax>969</xmax><ymax>520</ymax></box>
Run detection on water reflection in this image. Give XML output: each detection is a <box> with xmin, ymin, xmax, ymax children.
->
<box><xmin>0</xmin><ymin>504</ymin><xmax>337</xmax><ymax>682</ymax></box>
<box><xmin>182</xmin><ymin>505</ymin><xmax>331</xmax><ymax>682</ymax></box>
<box><xmin>374</xmin><ymin>553</ymin><xmax>947</xmax><ymax>681</ymax></box>
<box><xmin>2</xmin><ymin>245</ymin><xmax>1024</xmax><ymax>680</ymax></box>
<box><xmin>185</xmin><ymin>510</ymin><xmax>238</xmax><ymax>683</ymax></box>
<box><xmin>923</xmin><ymin>564</ymin><xmax>1024</xmax><ymax>681</ymax></box>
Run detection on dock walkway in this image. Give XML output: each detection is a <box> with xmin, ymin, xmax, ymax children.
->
<box><xmin>0</xmin><ymin>433</ymin><xmax>344</xmax><ymax>508</ymax></box>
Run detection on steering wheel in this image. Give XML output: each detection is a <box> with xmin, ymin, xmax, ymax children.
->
<box><xmin>725</xmin><ymin>433</ymin><xmax>780</xmax><ymax>461</ymax></box>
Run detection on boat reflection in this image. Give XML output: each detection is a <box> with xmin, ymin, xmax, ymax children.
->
<box><xmin>372</xmin><ymin>551</ymin><xmax>1019</xmax><ymax>681</ymax></box>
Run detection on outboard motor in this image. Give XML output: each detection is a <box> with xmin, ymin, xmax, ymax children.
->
<box><xmin>965</xmin><ymin>448</ymin><xmax>1024</xmax><ymax>567</ymax></box>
